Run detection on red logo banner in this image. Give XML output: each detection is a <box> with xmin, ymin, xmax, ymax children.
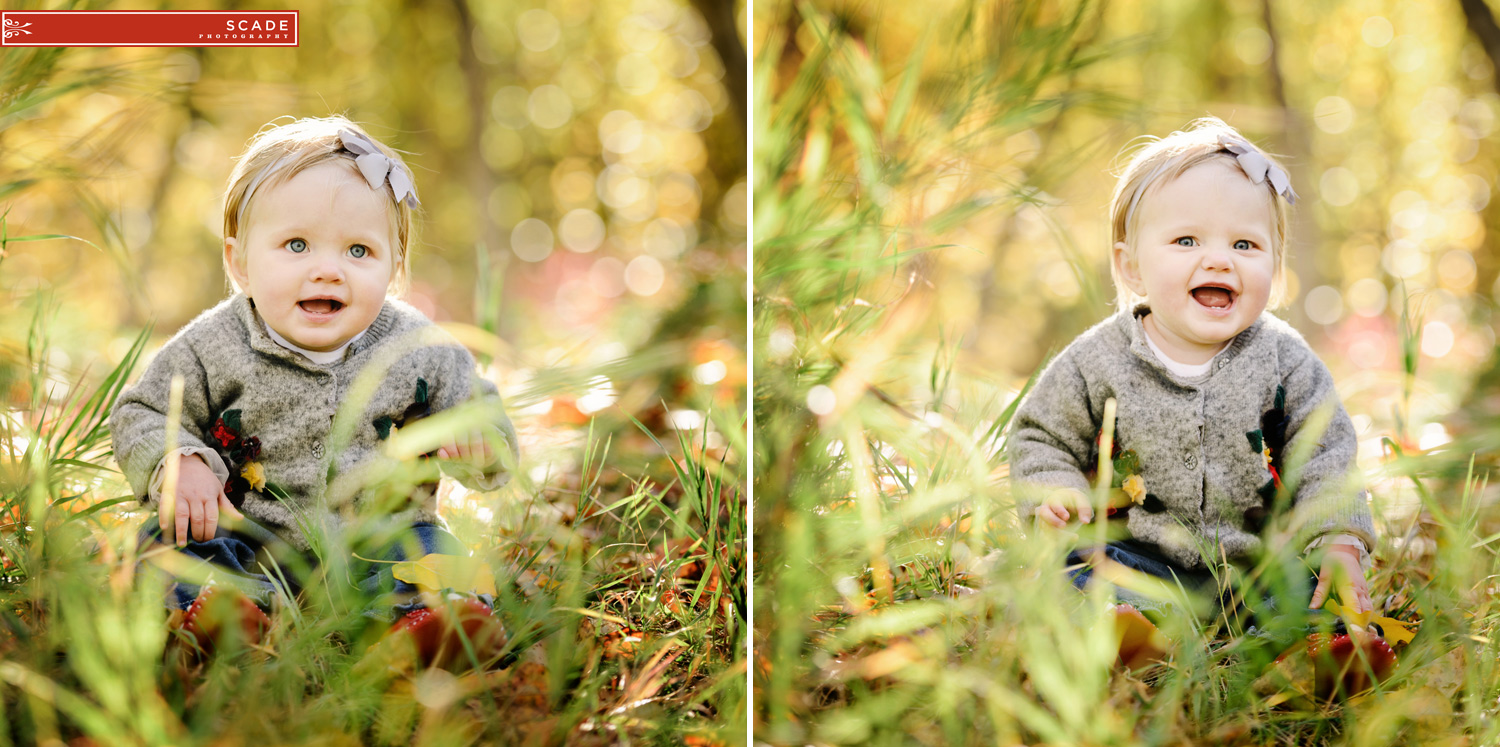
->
<box><xmin>1</xmin><ymin>10</ymin><xmax>298</xmax><ymax>47</ymax></box>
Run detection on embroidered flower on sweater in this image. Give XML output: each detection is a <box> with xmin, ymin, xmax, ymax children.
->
<box><xmin>373</xmin><ymin>377</ymin><xmax>432</xmax><ymax>442</ymax></box>
<box><xmin>1088</xmin><ymin>431</ymin><xmax>1164</xmax><ymax>515</ymax></box>
<box><xmin>1244</xmin><ymin>384</ymin><xmax>1289</xmax><ymax>532</ymax></box>
<box><xmin>240</xmin><ymin>460</ymin><xmax>266</xmax><ymax>491</ymax></box>
<box><xmin>1246</xmin><ymin>386</ymin><xmax>1289</xmax><ymax>489</ymax></box>
<box><xmin>230</xmin><ymin>435</ymin><xmax>261</xmax><ymax>463</ymax></box>
<box><xmin>371</xmin><ymin>377</ymin><xmax>444</xmax><ymax>507</ymax></box>
<box><xmin>211</xmin><ymin>409</ymin><xmax>271</xmax><ymax>506</ymax></box>
<box><xmin>210</xmin><ymin>419</ymin><xmax>236</xmax><ymax>448</ymax></box>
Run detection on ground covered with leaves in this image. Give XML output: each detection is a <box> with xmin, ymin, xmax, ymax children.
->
<box><xmin>757</xmin><ymin>452</ymin><xmax>1495</xmax><ymax>745</ymax></box>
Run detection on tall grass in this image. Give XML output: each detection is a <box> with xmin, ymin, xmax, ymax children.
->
<box><xmin>0</xmin><ymin>293</ymin><xmax>748</xmax><ymax>745</ymax></box>
<box><xmin>752</xmin><ymin>1</ymin><xmax>1499</xmax><ymax>744</ymax></box>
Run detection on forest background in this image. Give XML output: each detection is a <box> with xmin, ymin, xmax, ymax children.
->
<box><xmin>755</xmin><ymin>0</ymin><xmax>1500</xmax><ymax>744</ymax></box>
<box><xmin>0</xmin><ymin>0</ymin><xmax>748</xmax><ymax>744</ymax></box>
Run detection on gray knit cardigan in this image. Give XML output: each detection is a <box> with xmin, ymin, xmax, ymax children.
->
<box><xmin>1010</xmin><ymin>307</ymin><xmax>1375</xmax><ymax>569</ymax></box>
<box><xmin>110</xmin><ymin>294</ymin><xmax>518</xmax><ymax>549</ymax></box>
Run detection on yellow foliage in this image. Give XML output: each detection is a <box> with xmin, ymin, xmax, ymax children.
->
<box><xmin>391</xmin><ymin>553</ymin><xmax>497</xmax><ymax>596</ymax></box>
<box><xmin>1325</xmin><ymin>599</ymin><xmax>1419</xmax><ymax>646</ymax></box>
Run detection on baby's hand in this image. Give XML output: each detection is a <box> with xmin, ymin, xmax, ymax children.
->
<box><xmin>1309</xmin><ymin>543</ymin><xmax>1372</xmax><ymax>613</ymax></box>
<box><xmin>436</xmin><ymin>429</ymin><xmax>495</xmax><ymax>469</ymax></box>
<box><xmin>160</xmin><ymin>453</ymin><xmax>244</xmax><ymax>547</ymax></box>
<box><xmin>1036</xmin><ymin>488</ymin><xmax>1094</xmax><ymax>528</ymax></box>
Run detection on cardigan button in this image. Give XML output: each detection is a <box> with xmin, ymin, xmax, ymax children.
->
<box><xmin>312</xmin><ymin>442</ymin><xmax>324</xmax><ymax>458</ymax></box>
<box><xmin>1216</xmin><ymin>357</ymin><xmax>1229</xmax><ymax>370</ymax></box>
<box><xmin>1183</xmin><ymin>452</ymin><xmax>1198</xmax><ymax>470</ymax></box>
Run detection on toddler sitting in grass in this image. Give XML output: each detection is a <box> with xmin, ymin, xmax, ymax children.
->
<box><xmin>1010</xmin><ymin>118</ymin><xmax>1377</xmax><ymax>659</ymax></box>
<box><xmin>109</xmin><ymin>115</ymin><xmax>517</xmax><ymax>667</ymax></box>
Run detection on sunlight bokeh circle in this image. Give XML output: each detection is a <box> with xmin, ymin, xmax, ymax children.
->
<box><xmin>807</xmin><ymin>385</ymin><xmax>836</xmax><ymax>416</ymax></box>
<box><xmin>511</xmin><ymin>218</ymin><xmax>555</xmax><ymax>262</ymax></box>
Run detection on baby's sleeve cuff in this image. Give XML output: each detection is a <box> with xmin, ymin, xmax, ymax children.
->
<box><xmin>147</xmin><ymin>447</ymin><xmax>230</xmax><ymax>505</ymax></box>
<box><xmin>1303</xmin><ymin>532</ymin><xmax>1372</xmax><ymax>573</ymax></box>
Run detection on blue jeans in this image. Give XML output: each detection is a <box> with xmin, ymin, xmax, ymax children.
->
<box><xmin>1065</xmin><ymin>539</ymin><xmax>1318</xmax><ymax>628</ymax></box>
<box><xmin>137</xmin><ymin>516</ymin><xmax>467</xmax><ymax>615</ymax></box>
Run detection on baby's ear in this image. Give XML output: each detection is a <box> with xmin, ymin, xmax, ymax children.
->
<box><xmin>1112</xmin><ymin>241</ymin><xmax>1146</xmax><ymax>296</ymax></box>
<box><xmin>223</xmin><ymin>237</ymin><xmax>250</xmax><ymax>294</ymax></box>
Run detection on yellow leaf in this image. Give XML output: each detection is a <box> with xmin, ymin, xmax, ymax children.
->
<box><xmin>392</xmin><ymin>553</ymin><xmax>497</xmax><ymax>596</ymax></box>
<box><xmin>1374</xmin><ymin>615</ymin><xmax>1418</xmax><ymax>646</ymax></box>
<box><xmin>1325</xmin><ymin>600</ymin><xmax>1419</xmax><ymax>645</ymax></box>
<box><xmin>1325</xmin><ymin>599</ymin><xmax>1372</xmax><ymax>627</ymax></box>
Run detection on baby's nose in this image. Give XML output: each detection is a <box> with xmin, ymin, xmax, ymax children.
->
<box><xmin>1201</xmin><ymin>245</ymin><xmax>1235</xmax><ymax>268</ymax></box>
<box><xmin>308</xmin><ymin>257</ymin><xmax>345</xmax><ymax>282</ymax></box>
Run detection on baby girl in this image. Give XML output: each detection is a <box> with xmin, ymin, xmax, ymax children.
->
<box><xmin>1011</xmin><ymin>118</ymin><xmax>1376</xmax><ymax>623</ymax></box>
<box><xmin>110</xmin><ymin>116</ymin><xmax>516</xmax><ymax>664</ymax></box>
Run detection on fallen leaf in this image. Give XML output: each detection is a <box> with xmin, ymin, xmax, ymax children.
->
<box><xmin>600</xmin><ymin>627</ymin><xmax>649</xmax><ymax>659</ymax></box>
<box><xmin>1405</xmin><ymin>686</ymin><xmax>1455</xmax><ymax>734</ymax></box>
<box><xmin>543</xmin><ymin>396</ymin><xmax>589</xmax><ymax>426</ymax></box>
<box><xmin>1373</xmin><ymin>616</ymin><xmax>1419</xmax><ymax>646</ymax></box>
<box><xmin>1406</xmin><ymin>647</ymin><xmax>1466</xmax><ymax>699</ymax></box>
<box><xmin>392</xmin><ymin>553</ymin><xmax>497</xmax><ymax>596</ymax></box>
<box><xmin>1325</xmin><ymin>600</ymin><xmax>1419</xmax><ymax>646</ymax></box>
<box><xmin>854</xmin><ymin>640</ymin><xmax>922</xmax><ymax>679</ymax></box>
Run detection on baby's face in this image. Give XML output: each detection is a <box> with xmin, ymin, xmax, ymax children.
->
<box><xmin>226</xmin><ymin>162</ymin><xmax>394</xmax><ymax>352</ymax></box>
<box><xmin>1115</xmin><ymin>160</ymin><xmax>1276</xmax><ymax>363</ymax></box>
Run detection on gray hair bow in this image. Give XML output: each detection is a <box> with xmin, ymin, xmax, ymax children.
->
<box><xmin>338</xmin><ymin>129</ymin><xmax>420</xmax><ymax>208</ymax></box>
<box><xmin>1218</xmin><ymin>134</ymin><xmax>1298</xmax><ymax>205</ymax></box>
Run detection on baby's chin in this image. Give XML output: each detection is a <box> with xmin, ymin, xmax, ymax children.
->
<box><xmin>1183</xmin><ymin>310</ymin><xmax>1258</xmax><ymax>337</ymax></box>
<box><xmin>1185</xmin><ymin>317</ymin><xmax>1262</xmax><ymax>350</ymax></box>
<box><xmin>273</xmin><ymin>326</ymin><xmax>354</xmax><ymax>352</ymax></box>
<box><xmin>1153</xmin><ymin>304</ymin><xmax>1262</xmax><ymax>347</ymax></box>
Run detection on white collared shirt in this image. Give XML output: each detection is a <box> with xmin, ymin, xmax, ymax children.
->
<box><xmin>261</xmin><ymin>318</ymin><xmax>366</xmax><ymax>365</ymax></box>
<box><xmin>1142</xmin><ymin>328</ymin><xmax>1226</xmax><ymax>378</ymax></box>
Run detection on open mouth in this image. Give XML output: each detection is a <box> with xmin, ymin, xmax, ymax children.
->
<box><xmin>298</xmin><ymin>299</ymin><xmax>345</xmax><ymax>314</ymax></box>
<box><xmin>1190</xmin><ymin>285</ymin><xmax>1236</xmax><ymax>310</ymax></box>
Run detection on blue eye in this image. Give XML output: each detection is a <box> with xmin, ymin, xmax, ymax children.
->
<box><xmin>1234</xmin><ymin>240</ymin><xmax>1252</xmax><ymax>251</ymax></box>
<box><xmin>288</xmin><ymin>239</ymin><xmax>307</xmax><ymax>253</ymax></box>
<box><xmin>1174</xmin><ymin>237</ymin><xmax>1196</xmax><ymax>247</ymax></box>
<box><xmin>349</xmin><ymin>245</ymin><xmax>368</xmax><ymax>259</ymax></box>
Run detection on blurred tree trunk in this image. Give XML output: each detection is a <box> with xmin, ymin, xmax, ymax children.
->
<box><xmin>688</xmin><ymin>0</ymin><xmax>747</xmax><ymax>253</ymax></box>
<box><xmin>1261</xmin><ymin>0</ymin><xmax>1318</xmax><ymax>327</ymax></box>
<box><xmin>449</xmin><ymin>0</ymin><xmax>502</xmax><ymax>325</ymax></box>
<box><xmin>637</xmin><ymin>0</ymin><xmax>747</xmax><ymax>411</ymax></box>
<box><xmin>1456</xmin><ymin>0</ymin><xmax>1500</xmax><ymax>426</ymax></box>
<box><xmin>129</xmin><ymin>55</ymin><xmax>208</xmax><ymax>328</ymax></box>
<box><xmin>1460</xmin><ymin>0</ymin><xmax>1500</xmax><ymax>94</ymax></box>
<box><xmin>688</xmin><ymin>0</ymin><xmax>746</xmax><ymax>143</ymax></box>
<box><xmin>1459</xmin><ymin>0</ymin><xmax>1500</xmax><ymax>300</ymax></box>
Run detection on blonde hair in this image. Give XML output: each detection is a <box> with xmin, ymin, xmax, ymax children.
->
<box><xmin>1108</xmin><ymin>117</ymin><xmax>1291</xmax><ymax>311</ymax></box>
<box><xmin>222</xmin><ymin>115</ymin><xmax>417</xmax><ymax>294</ymax></box>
